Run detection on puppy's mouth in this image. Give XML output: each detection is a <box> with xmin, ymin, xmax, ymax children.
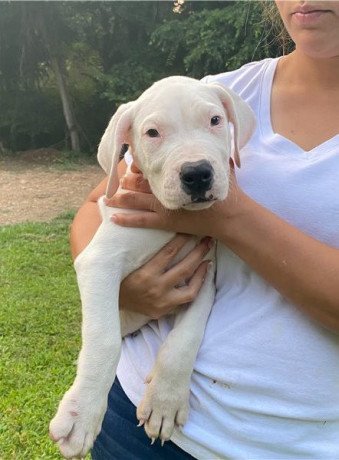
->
<box><xmin>182</xmin><ymin>195</ymin><xmax>217</xmax><ymax>210</ymax></box>
<box><xmin>191</xmin><ymin>195</ymin><xmax>216</xmax><ymax>204</ymax></box>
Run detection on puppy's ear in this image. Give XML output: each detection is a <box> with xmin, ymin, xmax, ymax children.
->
<box><xmin>209</xmin><ymin>84</ymin><xmax>256</xmax><ymax>167</ymax></box>
<box><xmin>98</xmin><ymin>102</ymin><xmax>134</xmax><ymax>198</ymax></box>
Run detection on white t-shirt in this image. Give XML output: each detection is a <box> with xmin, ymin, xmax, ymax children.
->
<box><xmin>117</xmin><ymin>58</ymin><xmax>339</xmax><ymax>459</ymax></box>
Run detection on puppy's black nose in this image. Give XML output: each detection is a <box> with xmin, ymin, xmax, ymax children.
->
<box><xmin>180</xmin><ymin>160</ymin><xmax>214</xmax><ymax>196</ymax></box>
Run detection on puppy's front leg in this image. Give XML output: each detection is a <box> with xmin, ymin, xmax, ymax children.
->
<box><xmin>50</xmin><ymin>223</ymin><xmax>123</xmax><ymax>459</ymax></box>
<box><xmin>137</xmin><ymin>261</ymin><xmax>215</xmax><ymax>444</ymax></box>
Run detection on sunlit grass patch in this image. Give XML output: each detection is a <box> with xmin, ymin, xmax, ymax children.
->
<box><xmin>0</xmin><ymin>213</ymin><xmax>86</xmax><ymax>459</ymax></box>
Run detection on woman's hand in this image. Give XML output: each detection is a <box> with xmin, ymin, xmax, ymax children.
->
<box><xmin>119</xmin><ymin>234</ymin><xmax>213</xmax><ymax>319</ymax></box>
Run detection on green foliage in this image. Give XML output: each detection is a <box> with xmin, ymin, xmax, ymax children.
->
<box><xmin>151</xmin><ymin>2</ymin><xmax>281</xmax><ymax>77</ymax></box>
<box><xmin>100</xmin><ymin>60</ymin><xmax>163</xmax><ymax>105</ymax></box>
<box><xmin>0</xmin><ymin>85</ymin><xmax>64</xmax><ymax>151</ymax></box>
<box><xmin>0</xmin><ymin>1</ymin><xmax>285</xmax><ymax>154</ymax></box>
<box><xmin>0</xmin><ymin>214</ymin><xmax>85</xmax><ymax>458</ymax></box>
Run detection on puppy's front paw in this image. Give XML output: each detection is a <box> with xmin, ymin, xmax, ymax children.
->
<box><xmin>49</xmin><ymin>387</ymin><xmax>106</xmax><ymax>459</ymax></box>
<box><xmin>137</xmin><ymin>371</ymin><xmax>190</xmax><ymax>445</ymax></box>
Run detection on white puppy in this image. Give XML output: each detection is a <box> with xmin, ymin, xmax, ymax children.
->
<box><xmin>49</xmin><ymin>76</ymin><xmax>255</xmax><ymax>458</ymax></box>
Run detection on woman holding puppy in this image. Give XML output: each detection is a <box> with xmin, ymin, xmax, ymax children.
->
<box><xmin>71</xmin><ymin>1</ymin><xmax>339</xmax><ymax>458</ymax></box>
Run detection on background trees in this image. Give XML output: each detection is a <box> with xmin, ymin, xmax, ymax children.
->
<box><xmin>0</xmin><ymin>1</ymin><xmax>286</xmax><ymax>154</ymax></box>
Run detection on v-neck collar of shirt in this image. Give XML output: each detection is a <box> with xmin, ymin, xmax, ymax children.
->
<box><xmin>259</xmin><ymin>58</ymin><xmax>339</xmax><ymax>158</ymax></box>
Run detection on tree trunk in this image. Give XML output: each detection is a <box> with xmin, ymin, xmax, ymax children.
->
<box><xmin>51</xmin><ymin>56</ymin><xmax>80</xmax><ymax>152</ymax></box>
<box><xmin>34</xmin><ymin>5</ymin><xmax>81</xmax><ymax>152</ymax></box>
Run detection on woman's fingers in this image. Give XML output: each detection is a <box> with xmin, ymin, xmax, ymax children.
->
<box><xmin>146</xmin><ymin>234</ymin><xmax>194</xmax><ymax>273</ymax></box>
<box><xmin>104</xmin><ymin>161</ymin><xmax>152</xmax><ymax>208</ymax></box>
<box><xmin>162</xmin><ymin>237</ymin><xmax>214</xmax><ymax>287</ymax></box>
<box><xmin>119</xmin><ymin>235</ymin><xmax>193</xmax><ymax>316</ymax></box>
<box><xmin>112</xmin><ymin>209</ymin><xmax>167</xmax><ymax>229</ymax></box>
<box><xmin>120</xmin><ymin>172</ymin><xmax>152</xmax><ymax>193</ymax></box>
<box><xmin>138</xmin><ymin>261</ymin><xmax>210</xmax><ymax>319</ymax></box>
<box><xmin>130</xmin><ymin>162</ymin><xmax>142</xmax><ymax>173</ymax></box>
<box><xmin>119</xmin><ymin>235</ymin><xmax>212</xmax><ymax>319</ymax></box>
<box><xmin>109</xmin><ymin>190</ymin><xmax>158</xmax><ymax>211</ymax></box>
<box><xmin>169</xmin><ymin>261</ymin><xmax>211</xmax><ymax>307</ymax></box>
<box><xmin>109</xmin><ymin>190</ymin><xmax>192</xmax><ymax>230</ymax></box>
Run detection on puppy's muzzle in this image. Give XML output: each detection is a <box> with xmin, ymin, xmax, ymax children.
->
<box><xmin>180</xmin><ymin>160</ymin><xmax>214</xmax><ymax>203</ymax></box>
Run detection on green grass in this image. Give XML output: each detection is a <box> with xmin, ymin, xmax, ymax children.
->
<box><xmin>0</xmin><ymin>213</ymin><xmax>85</xmax><ymax>459</ymax></box>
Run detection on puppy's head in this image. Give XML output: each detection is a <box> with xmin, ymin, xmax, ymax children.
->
<box><xmin>98</xmin><ymin>76</ymin><xmax>256</xmax><ymax>209</ymax></box>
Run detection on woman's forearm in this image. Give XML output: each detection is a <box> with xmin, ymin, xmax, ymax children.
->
<box><xmin>70</xmin><ymin>200</ymin><xmax>103</xmax><ymax>260</ymax></box>
<box><xmin>221</xmin><ymin>192</ymin><xmax>339</xmax><ymax>332</ymax></box>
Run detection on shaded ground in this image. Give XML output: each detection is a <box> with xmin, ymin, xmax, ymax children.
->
<box><xmin>0</xmin><ymin>149</ymin><xmax>105</xmax><ymax>225</ymax></box>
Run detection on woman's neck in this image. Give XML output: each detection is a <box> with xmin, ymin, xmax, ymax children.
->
<box><xmin>271</xmin><ymin>48</ymin><xmax>339</xmax><ymax>151</ymax></box>
<box><xmin>280</xmin><ymin>49</ymin><xmax>339</xmax><ymax>90</ymax></box>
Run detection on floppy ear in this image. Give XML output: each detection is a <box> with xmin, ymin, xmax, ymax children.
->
<box><xmin>97</xmin><ymin>102</ymin><xmax>134</xmax><ymax>198</ymax></box>
<box><xmin>209</xmin><ymin>84</ymin><xmax>256</xmax><ymax>167</ymax></box>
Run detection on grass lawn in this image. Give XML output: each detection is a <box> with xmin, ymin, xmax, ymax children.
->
<box><xmin>0</xmin><ymin>212</ymin><xmax>87</xmax><ymax>459</ymax></box>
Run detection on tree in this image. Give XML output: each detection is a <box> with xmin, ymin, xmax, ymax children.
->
<box><xmin>151</xmin><ymin>2</ymin><xmax>284</xmax><ymax>78</ymax></box>
<box><xmin>0</xmin><ymin>1</ymin><xmax>286</xmax><ymax>154</ymax></box>
<box><xmin>22</xmin><ymin>3</ymin><xmax>81</xmax><ymax>151</ymax></box>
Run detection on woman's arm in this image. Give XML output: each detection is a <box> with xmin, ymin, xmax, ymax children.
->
<box><xmin>70</xmin><ymin>160</ymin><xmax>129</xmax><ymax>260</ymax></box>
<box><xmin>70</xmin><ymin>177</ymin><xmax>107</xmax><ymax>260</ymax></box>
<box><xmin>109</xmin><ymin>172</ymin><xmax>339</xmax><ymax>333</ymax></box>
<box><xmin>222</xmin><ymin>191</ymin><xmax>339</xmax><ymax>333</ymax></box>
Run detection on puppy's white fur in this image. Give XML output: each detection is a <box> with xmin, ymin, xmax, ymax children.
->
<box><xmin>49</xmin><ymin>76</ymin><xmax>255</xmax><ymax>458</ymax></box>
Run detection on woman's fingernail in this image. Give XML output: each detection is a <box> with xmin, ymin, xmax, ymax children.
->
<box><xmin>209</xmin><ymin>239</ymin><xmax>216</xmax><ymax>249</ymax></box>
<box><xmin>203</xmin><ymin>237</ymin><xmax>214</xmax><ymax>249</ymax></box>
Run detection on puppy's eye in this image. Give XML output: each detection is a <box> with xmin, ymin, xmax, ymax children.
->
<box><xmin>210</xmin><ymin>116</ymin><xmax>221</xmax><ymax>126</ymax></box>
<box><xmin>146</xmin><ymin>129</ymin><xmax>160</xmax><ymax>138</ymax></box>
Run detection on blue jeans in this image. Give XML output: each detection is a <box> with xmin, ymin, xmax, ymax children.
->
<box><xmin>91</xmin><ymin>378</ymin><xmax>196</xmax><ymax>460</ymax></box>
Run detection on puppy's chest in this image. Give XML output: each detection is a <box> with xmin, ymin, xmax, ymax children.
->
<box><xmin>102</xmin><ymin>222</ymin><xmax>172</xmax><ymax>276</ymax></box>
<box><xmin>99</xmin><ymin>198</ymin><xmax>206</xmax><ymax>277</ymax></box>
